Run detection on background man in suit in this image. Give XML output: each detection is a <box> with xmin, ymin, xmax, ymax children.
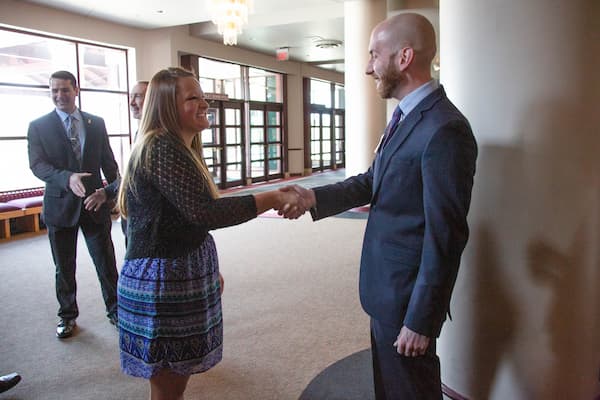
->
<box><xmin>129</xmin><ymin>80</ymin><xmax>148</xmax><ymax>122</ymax></box>
<box><xmin>121</xmin><ymin>80</ymin><xmax>148</xmax><ymax>246</ymax></box>
<box><xmin>281</xmin><ymin>13</ymin><xmax>477</xmax><ymax>399</ymax></box>
<box><xmin>27</xmin><ymin>70</ymin><xmax>121</xmax><ymax>339</ymax></box>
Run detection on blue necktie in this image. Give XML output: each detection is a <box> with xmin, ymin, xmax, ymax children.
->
<box><xmin>381</xmin><ymin>106</ymin><xmax>403</xmax><ymax>149</ymax></box>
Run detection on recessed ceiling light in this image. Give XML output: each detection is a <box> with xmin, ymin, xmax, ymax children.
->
<box><xmin>156</xmin><ymin>10</ymin><xmax>164</xmax><ymax>14</ymax></box>
<box><xmin>314</xmin><ymin>39</ymin><xmax>343</xmax><ymax>49</ymax></box>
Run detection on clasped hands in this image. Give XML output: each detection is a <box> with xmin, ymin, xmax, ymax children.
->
<box><xmin>275</xmin><ymin>185</ymin><xmax>316</xmax><ymax>219</ymax></box>
<box><xmin>69</xmin><ymin>172</ymin><xmax>107</xmax><ymax>212</ymax></box>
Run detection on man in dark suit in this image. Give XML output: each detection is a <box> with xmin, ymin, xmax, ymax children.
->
<box><xmin>27</xmin><ymin>70</ymin><xmax>120</xmax><ymax>339</ymax></box>
<box><xmin>121</xmin><ymin>80</ymin><xmax>148</xmax><ymax>246</ymax></box>
<box><xmin>281</xmin><ymin>13</ymin><xmax>477</xmax><ymax>399</ymax></box>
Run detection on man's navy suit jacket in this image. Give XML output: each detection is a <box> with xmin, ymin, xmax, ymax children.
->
<box><xmin>311</xmin><ymin>86</ymin><xmax>477</xmax><ymax>338</ymax></box>
<box><xmin>27</xmin><ymin>110</ymin><xmax>120</xmax><ymax>228</ymax></box>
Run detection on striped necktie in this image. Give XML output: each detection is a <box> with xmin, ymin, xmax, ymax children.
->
<box><xmin>68</xmin><ymin>115</ymin><xmax>81</xmax><ymax>163</ymax></box>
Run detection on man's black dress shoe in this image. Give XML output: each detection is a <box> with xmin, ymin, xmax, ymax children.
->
<box><xmin>0</xmin><ymin>372</ymin><xmax>21</xmax><ymax>393</ymax></box>
<box><xmin>56</xmin><ymin>319</ymin><xmax>76</xmax><ymax>338</ymax></box>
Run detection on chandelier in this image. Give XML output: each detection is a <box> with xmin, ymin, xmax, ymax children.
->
<box><xmin>208</xmin><ymin>0</ymin><xmax>254</xmax><ymax>46</ymax></box>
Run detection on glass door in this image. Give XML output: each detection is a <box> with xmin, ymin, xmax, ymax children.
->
<box><xmin>204</xmin><ymin>100</ymin><xmax>245</xmax><ymax>189</ymax></box>
<box><xmin>222</xmin><ymin>102</ymin><xmax>245</xmax><ymax>188</ymax></box>
<box><xmin>203</xmin><ymin>106</ymin><xmax>222</xmax><ymax>186</ymax></box>
<box><xmin>249</xmin><ymin>103</ymin><xmax>283</xmax><ymax>183</ymax></box>
<box><xmin>310</xmin><ymin>109</ymin><xmax>333</xmax><ymax>172</ymax></box>
<box><xmin>334</xmin><ymin>110</ymin><xmax>345</xmax><ymax>168</ymax></box>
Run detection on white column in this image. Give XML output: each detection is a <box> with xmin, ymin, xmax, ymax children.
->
<box><xmin>343</xmin><ymin>0</ymin><xmax>387</xmax><ymax>176</ymax></box>
<box><xmin>438</xmin><ymin>0</ymin><xmax>600</xmax><ymax>399</ymax></box>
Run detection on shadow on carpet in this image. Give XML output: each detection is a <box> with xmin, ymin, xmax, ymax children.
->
<box><xmin>298</xmin><ymin>349</ymin><xmax>374</xmax><ymax>400</ymax></box>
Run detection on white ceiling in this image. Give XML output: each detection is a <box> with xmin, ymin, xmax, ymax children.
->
<box><xmin>24</xmin><ymin>0</ymin><xmax>347</xmax><ymax>72</ymax></box>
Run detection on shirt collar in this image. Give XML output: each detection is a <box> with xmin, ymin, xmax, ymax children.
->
<box><xmin>398</xmin><ymin>79</ymin><xmax>439</xmax><ymax>117</ymax></box>
<box><xmin>55</xmin><ymin>108</ymin><xmax>81</xmax><ymax>122</ymax></box>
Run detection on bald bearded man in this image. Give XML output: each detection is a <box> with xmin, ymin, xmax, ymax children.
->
<box><xmin>281</xmin><ymin>13</ymin><xmax>477</xmax><ymax>399</ymax></box>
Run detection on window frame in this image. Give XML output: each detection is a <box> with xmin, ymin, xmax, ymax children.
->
<box><xmin>0</xmin><ymin>26</ymin><xmax>132</xmax><ymax>192</ymax></box>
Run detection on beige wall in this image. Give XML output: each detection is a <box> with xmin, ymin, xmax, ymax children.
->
<box><xmin>438</xmin><ymin>0</ymin><xmax>600</xmax><ymax>399</ymax></box>
<box><xmin>0</xmin><ymin>1</ymin><xmax>144</xmax><ymax>50</ymax></box>
<box><xmin>0</xmin><ymin>0</ymin><xmax>344</xmax><ymax>175</ymax></box>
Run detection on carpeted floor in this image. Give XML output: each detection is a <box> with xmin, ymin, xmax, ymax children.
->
<box><xmin>0</xmin><ymin>170</ymin><xmax>376</xmax><ymax>400</ymax></box>
<box><xmin>299</xmin><ymin>349</ymin><xmax>374</xmax><ymax>400</ymax></box>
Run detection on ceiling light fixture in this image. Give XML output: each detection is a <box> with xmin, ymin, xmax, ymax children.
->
<box><xmin>208</xmin><ymin>0</ymin><xmax>254</xmax><ymax>46</ymax></box>
<box><xmin>313</xmin><ymin>39</ymin><xmax>343</xmax><ymax>49</ymax></box>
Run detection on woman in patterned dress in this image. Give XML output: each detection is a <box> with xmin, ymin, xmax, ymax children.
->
<box><xmin>117</xmin><ymin>67</ymin><xmax>303</xmax><ymax>400</ymax></box>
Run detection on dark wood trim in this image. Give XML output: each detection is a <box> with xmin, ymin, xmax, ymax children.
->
<box><xmin>302</xmin><ymin>77</ymin><xmax>311</xmax><ymax>174</ymax></box>
<box><xmin>282</xmin><ymin>73</ymin><xmax>289</xmax><ymax>175</ymax></box>
<box><xmin>180</xmin><ymin>54</ymin><xmax>200</xmax><ymax>79</ymax></box>
<box><xmin>334</xmin><ymin>108</ymin><xmax>346</xmax><ymax>168</ymax></box>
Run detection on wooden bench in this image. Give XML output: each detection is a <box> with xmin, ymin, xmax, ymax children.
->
<box><xmin>0</xmin><ymin>188</ymin><xmax>44</xmax><ymax>239</ymax></box>
<box><xmin>0</xmin><ymin>204</ymin><xmax>24</xmax><ymax>239</ymax></box>
<box><xmin>0</xmin><ymin>182</ymin><xmax>113</xmax><ymax>239</ymax></box>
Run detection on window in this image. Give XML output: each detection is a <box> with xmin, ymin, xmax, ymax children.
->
<box><xmin>306</xmin><ymin>78</ymin><xmax>345</xmax><ymax>172</ymax></box>
<box><xmin>0</xmin><ymin>27</ymin><xmax>131</xmax><ymax>191</ymax></box>
<box><xmin>248</xmin><ymin>68</ymin><xmax>283</xmax><ymax>103</ymax></box>
<box><xmin>249</xmin><ymin>105</ymin><xmax>283</xmax><ymax>180</ymax></box>
<box><xmin>310</xmin><ymin>79</ymin><xmax>332</xmax><ymax>108</ymax></box>
<box><xmin>198</xmin><ymin>58</ymin><xmax>242</xmax><ymax>99</ymax></box>
<box><xmin>335</xmin><ymin>83</ymin><xmax>345</xmax><ymax>109</ymax></box>
<box><xmin>197</xmin><ymin>57</ymin><xmax>285</xmax><ymax>187</ymax></box>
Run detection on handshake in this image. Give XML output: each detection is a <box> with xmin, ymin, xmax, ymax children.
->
<box><xmin>274</xmin><ymin>185</ymin><xmax>316</xmax><ymax>219</ymax></box>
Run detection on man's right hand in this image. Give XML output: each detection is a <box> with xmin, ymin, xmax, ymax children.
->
<box><xmin>278</xmin><ymin>185</ymin><xmax>316</xmax><ymax>219</ymax></box>
<box><xmin>69</xmin><ymin>172</ymin><xmax>92</xmax><ymax>198</ymax></box>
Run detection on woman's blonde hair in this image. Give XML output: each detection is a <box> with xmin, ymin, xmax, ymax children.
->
<box><xmin>118</xmin><ymin>67</ymin><xmax>218</xmax><ymax>218</ymax></box>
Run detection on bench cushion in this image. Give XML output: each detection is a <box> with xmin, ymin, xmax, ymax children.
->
<box><xmin>6</xmin><ymin>196</ymin><xmax>44</xmax><ymax>209</ymax></box>
<box><xmin>0</xmin><ymin>202</ymin><xmax>21</xmax><ymax>212</ymax></box>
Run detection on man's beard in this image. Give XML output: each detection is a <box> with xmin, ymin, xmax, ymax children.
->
<box><xmin>377</xmin><ymin>56</ymin><xmax>403</xmax><ymax>99</ymax></box>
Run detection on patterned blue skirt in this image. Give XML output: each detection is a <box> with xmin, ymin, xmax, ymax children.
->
<box><xmin>117</xmin><ymin>234</ymin><xmax>222</xmax><ymax>378</ymax></box>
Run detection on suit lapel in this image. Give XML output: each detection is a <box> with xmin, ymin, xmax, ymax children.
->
<box><xmin>372</xmin><ymin>114</ymin><xmax>419</xmax><ymax>196</ymax></box>
<box><xmin>372</xmin><ymin>87</ymin><xmax>445</xmax><ymax>198</ymax></box>
<box><xmin>49</xmin><ymin>111</ymin><xmax>71</xmax><ymax>148</ymax></box>
<box><xmin>79</xmin><ymin>112</ymin><xmax>94</xmax><ymax>163</ymax></box>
